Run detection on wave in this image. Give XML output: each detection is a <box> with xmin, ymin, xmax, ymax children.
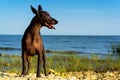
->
<box><xmin>0</xmin><ymin>47</ymin><xmax>78</xmax><ymax>54</ymax></box>
<box><xmin>45</xmin><ymin>49</ymin><xmax>78</xmax><ymax>54</ymax></box>
<box><xmin>0</xmin><ymin>46</ymin><xmax>109</xmax><ymax>56</ymax></box>
<box><xmin>0</xmin><ymin>47</ymin><xmax>21</xmax><ymax>50</ymax></box>
<box><xmin>0</xmin><ymin>46</ymin><xmax>78</xmax><ymax>53</ymax></box>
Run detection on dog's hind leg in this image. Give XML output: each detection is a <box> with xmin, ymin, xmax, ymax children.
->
<box><xmin>21</xmin><ymin>51</ymin><xmax>27</xmax><ymax>76</ymax></box>
<box><xmin>26</xmin><ymin>55</ymin><xmax>31</xmax><ymax>75</ymax></box>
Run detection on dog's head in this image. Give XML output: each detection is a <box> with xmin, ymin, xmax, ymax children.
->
<box><xmin>31</xmin><ymin>5</ymin><xmax>58</xmax><ymax>29</ymax></box>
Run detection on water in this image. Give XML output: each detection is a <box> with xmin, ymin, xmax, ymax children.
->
<box><xmin>0</xmin><ymin>35</ymin><xmax>120</xmax><ymax>56</ymax></box>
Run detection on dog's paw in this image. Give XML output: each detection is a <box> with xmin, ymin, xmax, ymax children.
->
<box><xmin>36</xmin><ymin>74</ymin><xmax>41</xmax><ymax>77</ymax></box>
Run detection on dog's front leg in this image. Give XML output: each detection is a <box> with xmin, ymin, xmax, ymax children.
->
<box><xmin>42</xmin><ymin>50</ymin><xmax>47</xmax><ymax>76</ymax></box>
<box><xmin>36</xmin><ymin>51</ymin><xmax>42</xmax><ymax>77</ymax></box>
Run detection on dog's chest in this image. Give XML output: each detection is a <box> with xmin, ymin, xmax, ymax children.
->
<box><xmin>33</xmin><ymin>37</ymin><xmax>43</xmax><ymax>48</ymax></box>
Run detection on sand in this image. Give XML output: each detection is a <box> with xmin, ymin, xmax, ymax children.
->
<box><xmin>0</xmin><ymin>70</ymin><xmax>120</xmax><ymax>80</ymax></box>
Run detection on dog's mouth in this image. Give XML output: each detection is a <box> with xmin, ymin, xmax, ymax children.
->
<box><xmin>45</xmin><ymin>23</ymin><xmax>55</xmax><ymax>29</ymax></box>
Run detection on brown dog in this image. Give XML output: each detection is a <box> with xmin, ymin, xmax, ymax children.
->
<box><xmin>21</xmin><ymin>5</ymin><xmax>58</xmax><ymax>77</ymax></box>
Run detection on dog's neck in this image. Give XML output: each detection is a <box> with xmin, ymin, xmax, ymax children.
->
<box><xmin>23</xmin><ymin>16</ymin><xmax>43</xmax><ymax>39</ymax></box>
<box><xmin>29</xmin><ymin>16</ymin><xmax>42</xmax><ymax>30</ymax></box>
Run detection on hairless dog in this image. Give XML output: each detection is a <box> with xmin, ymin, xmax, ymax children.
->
<box><xmin>21</xmin><ymin>5</ymin><xmax>58</xmax><ymax>77</ymax></box>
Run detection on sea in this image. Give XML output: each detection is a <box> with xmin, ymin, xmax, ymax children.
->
<box><xmin>0</xmin><ymin>35</ymin><xmax>120</xmax><ymax>57</ymax></box>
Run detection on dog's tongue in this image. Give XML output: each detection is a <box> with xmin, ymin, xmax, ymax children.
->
<box><xmin>49</xmin><ymin>24</ymin><xmax>55</xmax><ymax>29</ymax></box>
<box><xmin>45</xmin><ymin>23</ymin><xmax>55</xmax><ymax>29</ymax></box>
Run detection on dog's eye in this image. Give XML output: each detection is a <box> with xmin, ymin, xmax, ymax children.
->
<box><xmin>47</xmin><ymin>16</ymin><xmax>51</xmax><ymax>19</ymax></box>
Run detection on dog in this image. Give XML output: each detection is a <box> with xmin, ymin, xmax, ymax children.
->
<box><xmin>21</xmin><ymin>5</ymin><xmax>58</xmax><ymax>77</ymax></box>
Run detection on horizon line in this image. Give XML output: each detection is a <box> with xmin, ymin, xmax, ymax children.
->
<box><xmin>0</xmin><ymin>34</ymin><xmax>120</xmax><ymax>36</ymax></box>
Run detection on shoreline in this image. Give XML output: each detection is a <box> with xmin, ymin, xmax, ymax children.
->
<box><xmin>0</xmin><ymin>53</ymin><xmax>120</xmax><ymax>79</ymax></box>
<box><xmin>0</xmin><ymin>50</ymin><xmax>119</xmax><ymax>59</ymax></box>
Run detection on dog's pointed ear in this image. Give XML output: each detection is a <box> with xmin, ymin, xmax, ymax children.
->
<box><xmin>31</xmin><ymin>5</ymin><xmax>37</xmax><ymax>15</ymax></box>
<box><xmin>38</xmin><ymin>5</ymin><xmax>42</xmax><ymax>12</ymax></box>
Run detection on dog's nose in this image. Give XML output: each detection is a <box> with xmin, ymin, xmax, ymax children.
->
<box><xmin>55</xmin><ymin>20</ymin><xmax>58</xmax><ymax>24</ymax></box>
<box><xmin>52</xmin><ymin>18</ymin><xmax>58</xmax><ymax>24</ymax></box>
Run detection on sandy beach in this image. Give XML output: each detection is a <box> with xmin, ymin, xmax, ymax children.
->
<box><xmin>0</xmin><ymin>70</ymin><xmax>120</xmax><ymax>80</ymax></box>
<box><xmin>0</xmin><ymin>53</ymin><xmax>120</xmax><ymax>80</ymax></box>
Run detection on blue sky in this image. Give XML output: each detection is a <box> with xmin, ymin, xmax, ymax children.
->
<box><xmin>0</xmin><ymin>0</ymin><xmax>120</xmax><ymax>35</ymax></box>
